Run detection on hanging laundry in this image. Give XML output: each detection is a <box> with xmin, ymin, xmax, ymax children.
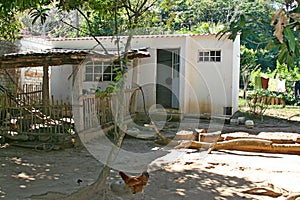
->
<box><xmin>277</xmin><ymin>79</ymin><xmax>286</xmax><ymax>92</ymax></box>
<box><xmin>268</xmin><ymin>78</ymin><xmax>277</xmax><ymax>91</ymax></box>
<box><xmin>268</xmin><ymin>79</ymin><xmax>286</xmax><ymax>92</ymax></box>
<box><xmin>254</xmin><ymin>76</ymin><xmax>262</xmax><ymax>90</ymax></box>
<box><xmin>261</xmin><ymin>77</ymin><xmax>269</xmax><ymax>90</ymax></box>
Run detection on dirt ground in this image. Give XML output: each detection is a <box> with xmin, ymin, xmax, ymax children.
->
<box><xmin>1</xmin><ymin>114</ymin><xmax>300</xmax><ymax>200</ymax></box>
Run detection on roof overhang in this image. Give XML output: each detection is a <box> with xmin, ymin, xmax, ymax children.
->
<box><xmin>0</xmin><ymin>48</ymin><xmax>150</xmax><ymax>69</ymax></box>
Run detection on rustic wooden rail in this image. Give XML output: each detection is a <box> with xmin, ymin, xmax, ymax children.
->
<box><xmin>0</xmin><ymin>85</ymin><xmax>138</xmax><ymax>149</ymax></box>
<box><xmin>81</xmin><ymin>88</ymin><xmax>138</xmax><ymax>130</ymax></box>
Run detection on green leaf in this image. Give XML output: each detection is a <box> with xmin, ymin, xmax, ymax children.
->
<box><xmin>277</xmin><ymin>45</ymin><xmax>288</xmax><ymax>64</ymax></box>
<box><xmin>284</xmin><ymin>27</ymin><xmax>296</xmax><ymax>53</ymax></box>
<box><xmin>29</xmin><ymin>7</ymin><xmax>50</xmax><ymax>25</ymax></box>
<box><xmin>109</xmin><ymin>82</ymin><xmax>116</xmax><ymax>87</ymax></box>
<box><xmin>265</xmin><ymin>40</ymin><xmax>274</xmax><ymax>50</ymax></box>
<box><xmin>113</xmin><ymin>67</ymin><xmax>121</xmax><ymax>71</ymax></box>
<box><xmin>286</xmin><ymin>55</ymin><xmax>294</xmax><ymax>70</ymax></box>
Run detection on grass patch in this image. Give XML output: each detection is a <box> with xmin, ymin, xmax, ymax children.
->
<box><xmin>238</xmin><ymin>97</ymin><xmax>300</xmax><ymax>121</ymax></box>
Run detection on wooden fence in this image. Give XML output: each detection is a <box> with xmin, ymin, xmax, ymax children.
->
<box><xmin>0</xmin><ymin>83</ymin><xmax>73</xmax><ymax>147</ymax></box>
<box><xmin>0</xmin><ymin>93</ymin><xmax>73</xmax><ymax>135</ymax></box>
<box><xmin>17</xmin><ymin>84</ymin><xmax>43</xmax><ymax>105</ymax></box>
<box><xmin>0</xmin><ymin>86</ymin><xmax>139</xmax><ymax>147</ymax></box>
<box><xmin>81</xmin><ymin>89</ymin><xmax>138</xmax><ymax>130</ymax></box>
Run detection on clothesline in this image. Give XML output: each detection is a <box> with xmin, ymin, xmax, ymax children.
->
<box><xmin>254</xmin><ymin>76</ymin><xmax>286</xmax><ymax>92</ymax></box>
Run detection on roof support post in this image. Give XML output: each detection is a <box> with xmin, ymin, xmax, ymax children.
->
<box><xmin>42</xmin><ymin>64</ymin><xmax>50</xmax><ymax>106</ymax></box>
<box><xmin>72</xmin><ymin>64</ymin><xmax>84</xmax><ymax>132</ymax></box>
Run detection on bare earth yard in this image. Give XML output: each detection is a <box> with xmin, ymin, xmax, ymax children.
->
<box><xmin>1</xmin><ymin>111</ymin><xmax>300</xmax><ymax>200</ymax></box>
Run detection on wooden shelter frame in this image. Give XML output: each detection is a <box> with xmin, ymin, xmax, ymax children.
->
<box><xmin>0</xmin><ymin>48</ymin><xmax>149</xmax><ymax>106</ymax></box>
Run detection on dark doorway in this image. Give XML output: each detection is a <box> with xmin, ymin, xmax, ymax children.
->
<box><xmin>156</xmin><ymin>49</ymin><xmax>180</xmax><ymax>109</ymax></box>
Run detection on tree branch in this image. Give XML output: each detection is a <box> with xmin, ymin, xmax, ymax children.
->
<box><xmin>137</xmin><ymin>0</ymin><xmax>148</xmax><ymax>14</ymax></box>
<box><xmin>141</xmin><ymin>0</ymin><xmax>158</xmax><ymax>14</ymax></box>
<box><xmin>76</xmin><ymin>8</ymin><xmax>108</xmax><ymax>54</ymax></box>
<box><xmin>60</xmin><ymin>19</ymin><xmax>88</xmax><ymax>36</ymax></box>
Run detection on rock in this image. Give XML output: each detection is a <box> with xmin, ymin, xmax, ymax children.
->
<box><xmin>245</xmin><ymin>120</ymin><xmax>254</xmax><ymax>128</ymax></box>
<box><xmin>238</xmin><ymin>117</ymin><xmax>246</xmax><ymax>124</ymax></box>
<box><xmin>230</xmin><ymin>119</ymin><xmax>239</xmax><ymax>125</ymax></box>
<box><xmin>110</xmin><ymin>179</ymin><xmax>131</xmax><ymax>195</ymax></box>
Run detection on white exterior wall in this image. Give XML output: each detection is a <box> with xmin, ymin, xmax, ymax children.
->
<box><xmin>50</xmin><ymin>65</ymin><xmax>73</xmax><ymax>103</ymax></box>
<box><xmin>132</xmin><ymin>34</ymin><xmax>240</xmax><ymax>115</ymax></box>
<box><xmin>132</xmin><ymin>36</ymin><xmax>187</xmax><ymax>113</ymax></box>
<box><xmin>232</xmin><ymin>35</ymin><xmax>241</xmax><ymax>114</ymax></box>
<box><xmin>23</xmin><ymin>34</ymin><xmax>240</xmax><ymax>115</ymax></box>
<box><xmin>50</xmin><ymin>35</ymin><xmax>188</xmax><ymax>112</ymax></box>
<box><xmin>183</xmin><ymin>35</ymin><xmax>238</xmax><ymax>114</ymax></box>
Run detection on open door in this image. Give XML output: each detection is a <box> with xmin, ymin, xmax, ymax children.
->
<box><xmin>156</xmin><ymin>49</ymin><xmax>180</xmax><ymax>109</ymax></box>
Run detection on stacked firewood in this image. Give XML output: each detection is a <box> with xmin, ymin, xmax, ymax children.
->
<box><xmin>174</xmin><ymin>130</ymin><xmax>300</xmax><ymax>155</ymax></box>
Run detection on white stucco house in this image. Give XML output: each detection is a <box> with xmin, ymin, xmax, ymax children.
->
<box><xmin>20</xmin><ymin>34</ymin><xmax>240</xmax><ymax>116</ymax></box>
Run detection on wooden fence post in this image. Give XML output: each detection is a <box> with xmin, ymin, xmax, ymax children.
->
<box><xmin>42</xmin><ymin>65</ymin><xmax>50</xmax><ymax>106</ymax></box>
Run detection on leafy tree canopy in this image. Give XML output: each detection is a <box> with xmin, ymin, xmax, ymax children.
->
<box><xmin>217</xmin><ymin>0</ymin><xmax>299</xmax><ymax>70</ymax></box>
<box><xmin>0</xmin><ymin>0</ymin><xmax>299</xmax><ymax>70</ymax></box>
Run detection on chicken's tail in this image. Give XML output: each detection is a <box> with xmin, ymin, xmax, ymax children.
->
<box><xmin>119</xmin><ymin>171</ymin><xmax>129</xmax><ymax>182</ymax></box>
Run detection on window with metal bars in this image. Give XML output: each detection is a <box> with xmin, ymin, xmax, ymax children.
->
<box><xmin>198</xmin><ymin>50</ymin><xmax>221</xmax><ymax>62</ymax></box>
<box><xmin>84</xmin><ymin>62</ymin><xmax>119</xmax><ymax>82</ymax></box>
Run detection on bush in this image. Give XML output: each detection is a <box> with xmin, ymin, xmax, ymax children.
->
<box><xmin>247</xmin><ymin>89</ymin><xmax>271</xmax><ymax>115</ymax></box>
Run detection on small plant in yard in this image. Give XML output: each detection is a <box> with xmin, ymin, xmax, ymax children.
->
<box><xmin>247</xmin><ymin>89</ymin><xmax>271</xmax><ymax>116</ymax></box>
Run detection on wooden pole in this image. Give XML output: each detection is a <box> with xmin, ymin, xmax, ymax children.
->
<box><xmin>42</xmin><ymin>65</ymin><xmax>49</xmax><ymax>106</ymax></box>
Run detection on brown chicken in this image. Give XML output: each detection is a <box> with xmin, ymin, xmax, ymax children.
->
<box><xmin>119</xmin><ymin>171</ymin><xmax>149</xmax><ymax>199</ymax></box>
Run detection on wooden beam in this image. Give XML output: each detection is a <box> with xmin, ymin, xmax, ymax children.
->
<box><xmin>0</xmin><ymin>56</ymin><xmax>86</xmax><ymax>69</ymax></box>
<box><xmin>42</xmin><ymin>65</ymin><xmax>50</xmax><ymax>106</ymax></box>
<box><xmin>0</xmin><ymin>49</ymin><xmax>150</xmax><ymax>69</ymax></box>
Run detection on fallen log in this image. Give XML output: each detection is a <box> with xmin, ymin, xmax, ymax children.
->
<box><xmin>271</xmin><ymin>144</ymin><xmax>300</xmax><ymax>154</ymax></box>
<box><xmin>221</xmin><ymin>132</ymin><xmax>300</xmax><ymax>144</ymax></box>
<box><xmin>222</xmin><ymin>132</ymin><xmax>250</xmax><ymax>138</ymax></box>
<box><xmin>223</xmin><ymin>136</ymin><xmax>297</xmax><ymax>144</ymax></box>
<box><xmin>242</xmin><ymin>187</ymin><xmax>282</xmax><ymax>198</ymax></box>
<box><xmin>286</xmin><ymin>193</ymin><xmax>300</xmax><ymax>200</ymax></box>
<box><xmin>175</xmin><ymin>138</ymin><xmax>271</xmax><ymax>150</ymax></box>
<box><xmin>208</xmin><ymin>138</ymin><xmax>272</xmax><ymax>153</ymax></box>
<box><xmin>221</xmin><ymin>132</ymin><xmax>253</xmax><ymax>142</ymax></box>
<box><xmin>174</xmin><ymin>140</ymin><xmax>214</xmax><ymax>149</ymax></box>
<box><xmin>209</xmin><ymin>138</ymin><xmax>300</xmax><ymax>155</ymax></box>
<box><xmin>176</xmin><ymin>138</ymin><xmax>300</xmax><ymax>155</ymax></box>
<box><xmin>257</xmin><ymin>132</ymin><xmax>300</xmax><ymax>144</ymax></box>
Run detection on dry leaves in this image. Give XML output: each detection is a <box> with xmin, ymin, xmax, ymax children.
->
<box><xmin>271</xmin><ymin>8</ymin><xmax>289</xmax><ymax>43</ymax></box>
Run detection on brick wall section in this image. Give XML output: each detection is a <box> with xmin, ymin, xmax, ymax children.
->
<box><xmin>23</xmin><ymin>67</ymin><xmax>44</xmax><ymax>86</ymax></box>
<box><xmin>0</xmin><ymin>67</ymin><xmax>43</xmax><ymax>94</ymax></box>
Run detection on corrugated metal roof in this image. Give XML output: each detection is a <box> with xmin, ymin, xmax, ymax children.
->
<box><xmin>1</xmin><ymin>48</ymin><xmax>149</xmax><ymax>58</ymax></box>
<box><xmin>49</xmin><ymin>33</ymin><xmax>219</xmax><ymax>42</ymax></box>
<box><xmin>3</xmin><ymin>49</ymin><xmax>89</xmax><ymax>57</ymax></box>
<box><xmin>0</xmin><ymin>48</ymin><xmax>150</xmax><ymax>69</ymax></box>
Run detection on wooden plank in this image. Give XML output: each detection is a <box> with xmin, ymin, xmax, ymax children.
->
<box><xmin>175</xmin><ymin>138</ymin><xmax>300</xmax><ymax>155</ymax></box>
<box><xmin>210</xmin><ymin>139</ymin><xmax>300</xmax><ymax>155</ymax></box>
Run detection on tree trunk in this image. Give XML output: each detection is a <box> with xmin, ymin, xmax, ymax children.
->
<box><xmin>243</xmin><ymin>71</ymin><xmax>250</xmax><ymax>99</ymax></box>
<box><xmin>63</xmin><ymin>90</ymin><xmax>127</xmax><ymax>200</ymax></box>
